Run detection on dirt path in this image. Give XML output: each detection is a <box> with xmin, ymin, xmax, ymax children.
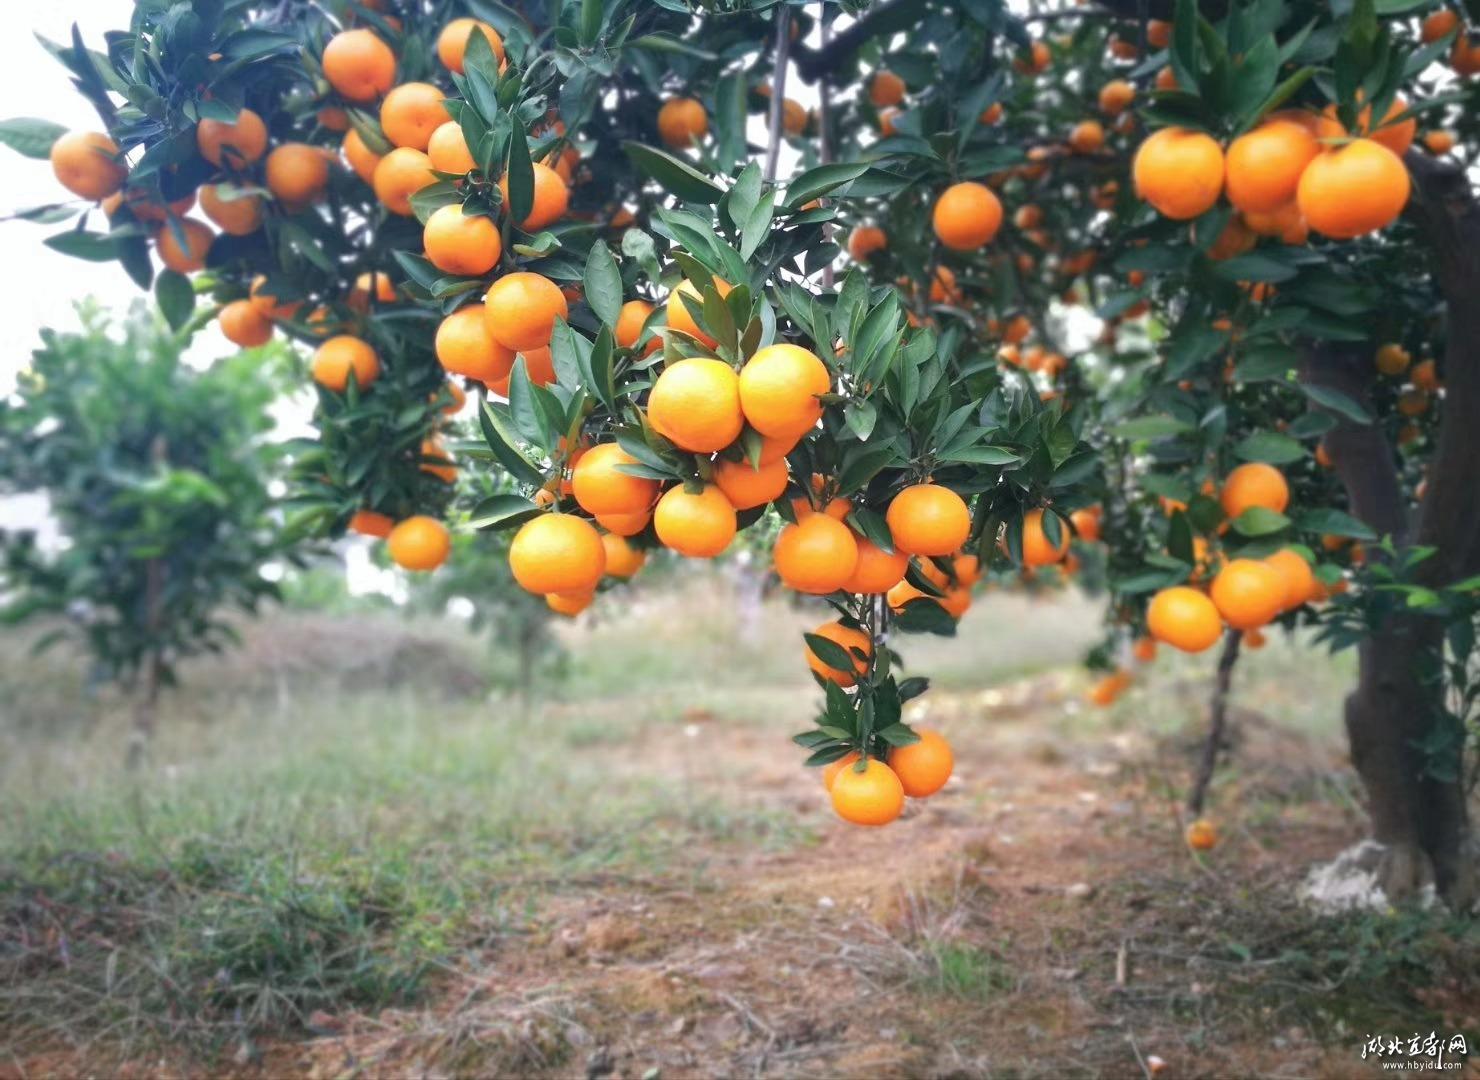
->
<box><xmin>243</xmin><ymin>672</ymin><xmax>1377</xmax><ymax>1080</ymax></box>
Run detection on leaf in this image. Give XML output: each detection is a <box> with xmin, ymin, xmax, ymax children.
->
<box><xmin>941</xmin><ymin>445</ymin><xmax>1019</xmax><ymax>465</ymax></box>
<box><xmin>1234</xmin><ymin>431</ymin><xmax>1306</xmax><ymax>464</ymax></box>
<box><xmin>43</xmin><ymin>230</ymin><xmax>117</xmax><ymax>261</ymax></box>
<box><xmin>892</xmin><ymin>599</ymin><xmax>957</xmax><ymax>637</ymax></box>
<box><xmin>1300</xmin><ymin>383</ymin><xmax>1372</xmax><ymax>425</ymax></box>
<box><xmin>1295</xmin><ymin>508</ymin><xmax>1377</xmax><ymax>542</ymax></box>
<box><xmin>621</xmin><ymin>141</ymin><xmax>724</xmax><ymax>203</ymax></box>
<box><xmin>1232</xmin><ymin>506</ymin><xmax>1291</xmax><ymax>536</ymax></box>
<box><xmin>155</xmin><ymin>270</ymin><xmax>195</xmax><ymax>330</ymax></box>
<box><xmin>875</xmin><ymin>723</ymin><xmax>920</xmax><ymax>748</ymax></box>
<box><xmin>1107</xmin><ymin>415</ymin><xmax>1194</xmax><ymax>440</ymax></box>
<box><xmin>1210</xmin><ymin>252</ymin><xmax>1299</xmax><ymax>283</ymax></box>
<box><xmin>582</xmin><ymin>240</ymin><xmax>622</xmax><ymax>328</ymax></box>
<box><xmin>803</xmin><ymin>632</ymin><xmax>860</xmax><ymax>676</ymax></box>
<box><xmin>468</xmin><ymin>493</ymin><xmax>543</xmax><ymax>531</ymax></box>
<box><xmin>785</xmin><ymin>161</ymin><xmax>871</xmax><ymax>208</ymax></box>
<box><xmin>0</xmin><ymin>117</ymin><xmax>67</xmax><ymax>159</ymax></box>
<box><xmin>505</xmin><ymin>113</ymin><xmax>535</xmax><ymax>225</ymax></box>
<box><xmin>479</xmin><ymin>400</ymin><xmax>545</xmax><ymax>487</ymax></box>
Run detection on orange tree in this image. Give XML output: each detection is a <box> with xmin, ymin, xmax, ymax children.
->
<box><xmin>9</xmin><ymin>0</ymin><xmax>1480</xmax><ymax>893</ymax></box>
<box><xmin>0</xmin><ymin>304</ymin><xmax>296</xmax><ymax>760</ymax></box>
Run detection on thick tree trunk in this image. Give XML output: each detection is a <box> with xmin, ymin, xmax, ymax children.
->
<box><xmin>1297</xmin><ymin>154</ymin><xmax>1480</xmax><ymax>911</ymax></box>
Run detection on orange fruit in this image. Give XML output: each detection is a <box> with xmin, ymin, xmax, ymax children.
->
<box><xmin>372</xmin><ymin>146</ymin><xmax>436</xmax><ymax>215</ymax></box>
<box><xmin>653</xmin><ymin>484</ymin><xmax>737</xmax><ymax>558</ymax></box>
<box><xmin>312</xmin><ymin>335</ymin><xmax>380</xmax><ymax>392</ymax></box>
<box><xmin>595</xmin><ymin>508</ymin><xmax>652</xmax><ymax>537</ymax></box>
<box><xmin>546</xmin><ymin>590</ymin><xmax>595</xmax><ymax>616</ymax></box>
<box><xmin>249</xmin><ymin>275</ymin><xmax>301</xmax><ymax>320</ymax></box>
<box><xmin>318</xmin><ymin>106</ymin><xmax>350</xmax><ymax>132</ymax></box>
<box><xmin>1132</xmin><ymin>636</ymin><xmax>1157</xmax><ymax>663</ymax></box>
<box><xmin>1242</xmin><ymin>199</ymin><xmax>1308</xmax><ymax>243</ymax></box>
<box><xmin>1209</xmin><ymin>558</ymin><xmax>1286</xmax><ymax>630</ymax></box>
<box><xmin>1375</xmin><ymin>342</ymin><xmax>1411</xmax><ymax>376</ymax></box>
<box><xmin>380</xmin><ymin>82</ymin><xmax>449</xmax><ymax>151</ymax></box>
<box><xmin>1423</xmin><ymin>8</ymin><xmax>1459</xmax><ymax>42</ymax></box>
<box><xmin>713</xmin><ymin>456</ymin><xmax>789</xmax><ymax>510</ymax></box>
<box><xmin>1021</xmin><ymin>508</ymin><xmax>1069</xmax><ymax>567</ymax></box>
<box><xmin>777</xmin><ymin>98</ymin><xmax>808</xmax><ymax>136</ymax></box>
<box><xmin>666</xmin><ymin>276</ymin><xmax>733</xmax><ymax>348</ymax></box>
<box><xmin>1296</xmin><ymin>139</ymin><xmax>1410</xmax><ymax>239</ymax></box>
<box><xmin>483</xmin><ymin>271</ymin><xmax>568</xmax><ymax>351</ymax></box>
<box><xmin>1453</xmin><ymin>34</ymin><xmax>1480</xmax><ymax>76</ymax></box>
<box><xmin>427</xmin><ymin>120</ymin><xmax>477</xmax><ymax>174</ymax></box>
<box><xmin>1068</xmin><ymin>119</ymin><xmax>1105</xmax><ymax>154</ymax></box>
<box><xmin>806</xmin><ymin>620</ymin><xmax>872</xmax><ymax>686</ymax></box>
<box><xmin>757</xmin><ymin>430</ymin><xmax>801</xmax><ymax>466</ymax></box>
<box><xmin>347</xmin><ymin>271</ymin><xmax>397</xmax><ymax>313</ymax></box>
<box><xmin>1098</xmin><ymin>79</ymin><xmax>1135</xmax><ymax>116</ymax></box>
<box><xmin>601</xmin><ymin>533</ymin><xmax>646</xmax><ymax>579</ymax></box>
<box><xmin>657</xmin><ymin>97</ymin><xmax>708</xmax><ymax>148</ymax></box>
<box><xmin>1264</xmin><ymin>548</ymin><xmax>1316</xmax><ymax>611</ymax></box>
<box><xmin>1133</xmin><ymin>127</ymin><xmax>1225</xmax><ymax>219</ymax></box>
<box><xmin>847</xmin><ymin>225</ymin><xmax>887</xmax><ymax>260</ymax></box>
<box><xmin>1224</xmin><ymin>116</ymin><xmax>1318</xmax><ymax>213</ymax></box>
<box><xmin>1015</xmin><ymin>40</ymin><xmax>1051</xmax><ymax>74</ymax></box>
<box><xmin>420</xmin><ymin>437</ymin><xmax>457</xmax><ymax>484</ymax></box>
<box><xmin>842</xmin><ymin>536</ymin><xmax>909</xmax><ymax>594</ymax></box>
<box><xmin>869</xmin><ymin>70</ymin><xmax>906</xmax><ymax>107</ymax></box>
<box><xmin>1220</xmin><ymin>462</ymin><xmax>1289</xmax><ymax>518</ymax></box>
<box><xmin>1203</xmin><ymin>216</ymin><xmax>1257</xmax><ymax>260</ymax></box>
<box><xmin>343</xmin><ymin>128</ymin><xmax>384</xmax><ymax>185</ymax></box>
<box><xmin>51</xmin><ymin>132</ymin><xmax>126</xmax><ymax>200</ymax></box>
<box><xmin>647</xmin><ymin>357</ymin><xmax>744</xmax><ymax>453</ymax></box>
<box><xmin>615</xmin><ymin>299</ymin><xmax>659</xmax><ymax>355</ymax></box>
<box><xmin>1155</xmin><ymin>65</ymin><xmax>1179</xmax><ymax>91</ymax></box>
<box><xmin>423</xmin><ymin>204</ymin><xmax>502</xmax><ymax>276</ymax></box>
<box><xmin>980</xmin><ymin>102</ymin><xmax>1003</xmax><ymax>124</ymax></box>
<box><xmin>1088</xmin><ymin>670</ymin><xmax>1132</xmax><ymax>707</ymax></box>
<box><xmin>1186</xmin><ymin>819</ymin><xmax>1218</xmax><ymax>850</ymax></box>
<box><xmin>1424</xmin><ymin>130</ymin><xmax>1455</xmax><ymax>154</ymax></box>
<box><xmin>932</xmin><ymin>181</ymin><xmax>1003</xmax><ymax>250</ymax></box>
<box><xmin>349</xmin><ymin>509</ymin><xmax>394</xmax><ymax>538</ymax></box>
<box><xmin>510</xmin><ymin>513</ymin><xmax>606</xmax><ymax>594</ymax></box>
<box><xmin>1412</xmin><ymin>358</ymin><xmax>1440</xmax><ymax>392</ymax></box>
<box><xmin>155</xmin><ymin>218</ymin><xmax>214</xmax><ymax>273</ymax></box>
<box><xmin>196</xmin><ymin>108</ymin><xmax>268</xmax><ymax>168</ymax></box>
<box><xmin>198</xmin><ymin>183</ymin><xmax>262</xmax><ymax>235</ymax></box>
<box><xmin>435</xmin><ymin>304</ymin><xmax>515</xmax><ymax>382</ymax></box>
<box><xmin>265</xmin><ymin>143</ymin><xmax>330</xmax><ymax>206</ymax></box>
<box><xmin>887</xmin><ymin>483</ymin><xmax>971</xmax><ymax>557</ymax></box>
<box><xmin>876</xmin><ymin>107</ymin><xmax>901</xmax><ymax>136</ymax></box>
<box><xmin>219</xmin><ymin>299</ymin><xmax>272</xmax><ymax>347</ymax></box>
<box><xmin>518</xmin><ymin>346</ymin><xmax>557</xmax><ymax>387</ymax></box>
<box><xmin>572</xmin><ymin>443</ymin><xmax>660</xmax><ymax>516</ymax></box>
<box><xmin>1397</xmin><ymin>389</ymin><xmax>1429</xmax><ymax>417</ymax></box>
<box><xmin>497</xmin><ymin>162</ymin><xmax>569</xmax><ymax>231</ymax></box>
<box><xmin>436</xmin><ymin>17</ymin><xmax>505</xmax><ymax>74</ymax></box>
<box><xmin>387</xmin><ymin>516</ymin><xmax>450</xmax><ymax>571</ymax></box>
<box><xmin>1070</xmin><ymin>507</ymin><xmax>1101</xmax><ymax>542</ymax></box>
<box><xmin>774</xmin><ymin>512</ymin><xmax>859</xmax><ymax>594</ymax></box>
<box><xmin>102</xmin><ymin>188</ymin><xmax>195</xmax><ymax>222</ymax></box>
<box><xmin>831</xmin><ymin>758</ymin><xmax>904</xmax><ymax>826</ymax></box>
<box><xmin>322</xmin><ymin>29</ymin><xmax>396</xmax><ymax>103</ymax></box>
<box><xmin>738</xmin><ymin>344</ymin><xmax>829</xmax><ymax>439</ymax></box>
<box><xmin>437</xmin><ymin>381</ymin><xmax>467</xmax><ymax>415</ymax></box>
<box><xmin>1317</xmin><ymin>96</ymin><xmax>1416</xmax><ymax>156</ymax></box>
<box><xmin>1147</xmin><ymin>586</ymin><xmax>1223</xmax><ymax>653</ymax></box>
<box><xmin>821</xmin><ymin>751</ymin><xmax>862</xmax><ymax>790</ymax></box>
<box><xmin>887</xmin><ymin>729</ymin><xmax>953</xmax><ymax>798</ymax></box>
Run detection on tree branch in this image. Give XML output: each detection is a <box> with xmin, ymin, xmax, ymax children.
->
<box><xmin>763</xmin><ymin>6</ymin><xmax>793</xmax><ymax>183</ymax></box>
<box><xmin>1188</xmin><ymin>628</ymin><xmax>1240</xmax><ymax>815</ymax></box>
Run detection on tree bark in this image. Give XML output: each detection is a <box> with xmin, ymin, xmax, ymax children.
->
<box><xmin>1188</xmin><ymin>629</ymin><xmax>1241</xmax><ymax>816</ymax></box>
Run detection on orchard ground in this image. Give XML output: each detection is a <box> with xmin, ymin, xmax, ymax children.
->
<box><xmin>3</xmin><ymin>574</ymin><xmax>1478</xmax><ymax>1078</ymax></box>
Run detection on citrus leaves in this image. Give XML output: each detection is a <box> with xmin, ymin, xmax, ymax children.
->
<box><xmin>622</xmin><ymin>142</ymin><xmax>724</xmax><ymax>203</ymax></box>
<box><xmin>0</xmin><ymin>117</ymin><xmax>66</xmax><ymax>159</ymax></box>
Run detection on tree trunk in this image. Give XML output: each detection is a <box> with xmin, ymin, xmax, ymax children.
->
<box><xmin>1295</xmin><ymin>154</ymin><xmax>1480</xmax><ymax>911</ymax></box>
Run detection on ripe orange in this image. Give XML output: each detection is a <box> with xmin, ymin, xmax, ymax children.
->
<box><xmin>1203</xmin><ymin>216</ymin><xmax>1257</xmax><ymax>260</ymax></box>
<box><xmin>312</xmin><ymin>335</ymin><xmax>380</xmax><ymax>392</ymax></box>
<box><xmin>1454</xmin><ymin>33</ymin><xmax>1480</xmax><ymax>75</ymax></box>
<box><xmin>1015</xmin><ymin>40</ymin><xmax>1051</xmax><ymax>75</ymax></box>
<box><xmin>343</xmin><ymin>128</ymin><xmax>384</xmax><ymax>185</ymax></box>
<box><xmin>1098</xmin><ymin>80</ymin><xmax>1135</xmax><ymax>116</ymax></box>
<box><xmin>1147</xmin><ymin>586</ymin><xmax>1223</xmax><ymax>653</ymax></box>
<box><xmin>831</xmin><ymin>758</ymin><xmax>904</xmax><ymax>826</ymax></box>
<box><xmin>1132</xmin><ymin>636</ymin><xmax>1158</xmax><ymax>663</ymax></box>
<box><xmin>1264</xmin><ymin>548</ymin><xmax>1316</xmax><ymax>611</ymax></box>
<box><xmin>51</xmin><ymin>131</ymin><xmax>126</xmax><ymax>200</ymax></box>
<box><xmin>483</xmin><ymin>271</ymin><xmax>568</xmax><ymax>351</ymax></box>
<box><xmin>821</xmin><ymin>751</ymin><xmax>862</xmax><ymax>790</ymax></box>
<box><xmin>842</xmin><ymin>536</ymin><xmax>909</xmax><ymax>594</ymax></box>
<box><xmin>155</xmin><ymin>218</ymin><xmax>214</xmax><ymax>273</ymax></box>
<box><xmin>656</xmin><ymin>97</ymin><xmax>708</xmax><ymax>149</ymax></box>
<box><xmin>546</xmin><ymin>590</ymin><xmax>595</xmax><ymax>616</ymax></box>
<box><xmin>980</xmin><ymin>102</ymin><xmax>1004</xmax><ymax>125</ymax></box>
<box><xmin>738</xmin><ymin>344</ymin><xmax>829</xmax><ymax>439</ymax></box>
<box><xmin>1021</xmin><ymin>508</ymin><xmax>1069</xmax><ymax>567</ymax></box>
<box><xmin>1209</xmin><ymin>558</ymin><xmax>1285</xmax><ymax>630</ymax></box>
<box><xmin>653</xmin><ymin>484</ymin><xmax>737</xmax><ymax>558</ymax></box>
<box><xmin>1224</xmin><ymin>116</ymin><xmax>1318</xmax><ymax>213</ymax></box>
<box><xmin>806</xmin><ymin>620</ymin><xmax>872</xmax><ymax>686</ymax></box>
<box><xmin>887</xmin><ymin>484</ymin><xmax>971</xmax><ymax>557</ymax></box>
<box><xmin>1070</xmin><ymin>507</ymin><xmax>1102</xmax><ymax>542</ymax></box>
<box><xmin>1133</xmin><ymin>127</ymin><xmax>1225</xmax><ymax>220</ymax></box>
<box><xmin>1422</xmin><ymin>8</ymin><xmax>1459</xmax><ymax>42</ymax></box>
<box><xmin>435</xmin><ymin>304</ymin><xmax>514</xmax><ymax>383</ymax></box>
<box><xmin>847</xmin><ymin>225</ymin><xmax>887</xmax><ymax>260</ymax></box>
<box><xmin>666</xmin><ymin>276</ymin><xmax>733</xmax><ymax>348</ymax></box>
<box><xmin>197</xmin><ymin>186</ymin><xmax>261</xmax><ymax>239</ymax></box>
<box><xmin>601</xmin><ymin>532</ymin><xmax>646</xmax><ymax>579</ymax></box>
<box><xmin>1317</xmin><ymin>96</ymin><xmax>1416</xmax><ymax>156</ymax></box>
<box><xmin>322</xmin><ymin>29</ymin><xmax>396</xmax><ymax>103</ymax></box>
<box><xmin>436</xmin><ymin>17</ymin><xmax>505</xmax><ymax>74</ymax></box>
<box><xmin>219</xmin><ymin>299</ymin><xmax>272</xmax><ymax>347</ymax></box>
<box><xmin>595</xmin><ymin>508</ymin><xmax>652</xmax><ymax>537</ymax></box>
<box><xmin>510</xmin><ymin>513</ymin><xmax>606</xmax><ymax>594</ymax></box>
<box><xmin>387</xmin><ymin>516</ymin><xmax>451</xmax><ymax>571</ymax></box>
<box><xmin>869</xmin><ymin>70</ymin><xmax>906</xmax><ymax>107</ymax></box>
<box><xmin>1155</xmin><ymin>65</ymin><xmax>1179</xmax><ymax>91</ymax></box>
<box><xmin>1296</xmin><ymin>139</ymin><xmax>1410</xmax><ymax>239</ymax></box>
<box><xmin>102</xmin><ymin>188</ymin><xmax>195</xmax><ymax>222</ymax></box>
<box><xmin>196</xmin><ymin>108</ymin><xmax>268</xmax><ymax>168</ymax></box>
<box><xmin>349</xmin><ymin>509</ymin><xmax>394</xmax><ymax>538</ymax></box>
<box><xmin>647</xmin><ymin>357</ymin><xmax>744</xmax><ymax>453</ymax></box>
<box><xmin>318</xmin><ymin>106</ymin><xmax>350</xmax><ymax>132</ymax></box>
<box><xmin>427</xmin><ymin>120</ymin><xmax>477</xmax><ymax>174</ymax></box>
<box><xmin>572</xmin><ymin>443</ymin><xmax>660</xmax><ymax>516</ymax></box>
<box><xmin>1220</xmin><ymin>462</ymin><xmax>1289</xmax><ymax>518</ymax></box>
<box><xmin>265</xmin><ymin>143</ymin><xmax>330</xmax><ymax>206</ymax></box>
<box><xmin>372</xmin><ymin>147</ymin><xmax>436</xmax><ymax>215</ymax></box>
<box><xmin>713</xmin><ymin>456</ymin><xmax>789</xmax><ymax>510</ymax></box>
<box><xmin>1397</xmin><ymin>389</ymin><xmax>1429</xmax><ymax>417</ymax></box>
<box><xmin>380</xmin><ymin>82</ymin><xmax>449</xmax><ymax>151</ymax></box>
<box><xmin>347</xmin><ymin>271</ymin><xmax>397</xmax><ymax>313</ymax></box>
<box><xmin>1186</xmin><ymin>819</ymin><xmax>1218</xmax><ymax>851</ymax></box>
<box><xmin>1088</xmin><ymin>670</ymin><xmax>1132</xmax><ymax>707</ymax></box>
<box><xmin>519</xmin><ymin>346</ymin><xmax>557</xmax><ymax>387</ymax></box>
<box><xmin>777</xmin><ymin>98</ymin><xmax>808</xmax><ymax>136</ymax></box>
<box><xmin>424</xmin><ymin>204</ymin><xmax>501</xmax><ymax>276</ymax></box>
<box><xmin>887</xmin><ymin>729</ymin><xmax>953</xmax><ymax>797</ymax></box>
<box><xmin>876</xmin><ymin>107</ymin><xmax>901</xmax><ymax>136</ymax></box>
<box><xmin>615</xmin><ymin>299</ymin><xmax>659</xmax><ymax>355</ymax></box>
<box><xmin>1412</xmin><ymin>358</ymin><xmax>1440</xmax><ymax>392</ymax></box>
<box><xmin>1424</xmin><ymin>130</ymin><xmax>1455</xmax><ymax>155</ymax></box>
<box><xmin>249</xmin><ymin>275</ymin><xmax>301</xmax><ymax>320</ymax></box>
<box><xmin>932</xmin><ymin>181</ymin><xmax>1003</xmax><ymax>250</ymax></box>
<box><xmin>774</xmin><ymin>513</ymin><xmax>859</xmax><ymax>594</ymax></box>
<box><xmin>1375</xmin><ymin>342</ymin><xmax>1411</xmax><ymax>376</ymax></box>
<box><xmin>1068</xmin><ymin>119</ymin><xmax>1105</xmax><ymax>154</ymax></box>
<box><xmin>497</xmin><ymin>162</ymin><xmax>569</xmax><ymax>231</ymax></box>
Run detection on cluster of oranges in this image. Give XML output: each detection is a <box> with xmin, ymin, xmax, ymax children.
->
<box><xmin>1374</xmin><ymin>342</ymin><xmax>1443</xmax><ymax>440</ymax></box>
<box><xmin>821</xmin><ymin>729</ymin><xmax>955</xmax><ymax>827</ymax></box>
